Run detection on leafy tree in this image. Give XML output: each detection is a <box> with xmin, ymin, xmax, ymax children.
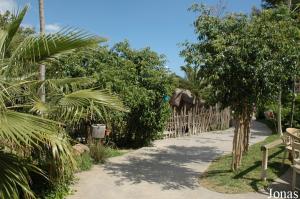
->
<box><xmin>47</xmin><ymin>41</ymin><xmax>174</xmax><ymax>148</ymax></box>
<box><xmin>262</xmin><ymin>0</ymin><xmax>300</xmax><ymax>9</ymax></box>
<box><xmin>262</xmin><ymin>0</ymin><xmax>300</xmax><ymax>128</ymax></box>
<box><xmin>181</xmin><ymin>4</ymin><xmax>300</xmax><ymax>170</ymax></box>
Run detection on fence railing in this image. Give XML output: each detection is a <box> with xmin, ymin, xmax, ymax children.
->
<box><xmin>164</xmin><ymin>104</ymin><xmax>231</xmax><ymax>138</ymax></box>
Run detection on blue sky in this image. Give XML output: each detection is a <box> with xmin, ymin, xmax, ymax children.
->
<box><xmin>1</xmin><ymin>0</ymin><xmax>261</xmax><ymax>76</ymax></box>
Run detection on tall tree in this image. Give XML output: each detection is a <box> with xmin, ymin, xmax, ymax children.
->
<box><xmin>262</xmin><ymin>0</ymin><xmax>300</xmax><ymax>130</ymax></box>
<box><xmin>38</xmin><ymin>0</ymin><xmax>46</xmax><ymax>103</ymax></box>
<box><xmin>182</xmin><ymin>5</ymin><xmax>300</xmax><ymax>170</ymax></box>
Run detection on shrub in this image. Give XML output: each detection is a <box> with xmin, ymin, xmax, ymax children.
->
<box><xmin>89</xmin><ymin>142</ymin><xmax>110</xmax><ymax>163</ymax></box>
<box><xmin>48</xmin><ymin>41</ymin><xmax>175</xmax><ymax>148</ymax></box>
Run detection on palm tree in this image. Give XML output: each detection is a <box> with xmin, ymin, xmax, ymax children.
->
<box><xmin>0</xmin><ymin>7</ymin><xmax>125</xmax><ymax>198</ymax></box>
<box><xmin>180</xmin><ymin>65</ymin><xmax>203</xmax><ymax>97</ymax></box>
<box><xmin>38</xmin><ymin>0</ymin><xmax>46</xmax><ymax>103</ymax></box>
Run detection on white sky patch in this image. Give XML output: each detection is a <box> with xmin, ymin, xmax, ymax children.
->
<box><xmin>45</xmin><ymin>23</ymin><xmax>61</xmax><ymax>33</ymax></box>
<box><xmin>21</xmin><ymin>23</ymin><xmax>34</xmax><ymax>29</ymax></box>
<box><xmin>0</xmin><ymin>0</ymin><xmax>17</xmax><ymax>14</ymax></box>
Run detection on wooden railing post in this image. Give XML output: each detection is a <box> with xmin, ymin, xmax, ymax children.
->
<box><xmin>261</xmin><ymin>146</ymin><xmax>268</xmax><ymax>181</ymax></box>
<box><xmin>260</xmin><ymin>139</ymin><xmax>283</xmax><ymax>181</ymax></box>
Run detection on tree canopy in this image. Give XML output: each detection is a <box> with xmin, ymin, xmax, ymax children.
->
<box><xmin>181</xmin><ymin>4</ymin><xmax>300</xmax><ymax>170</ymax></box>
<box><xmin>262</xmin><ymin>0</ymin><xmax>300</xmax><ymax>9</ymax></box>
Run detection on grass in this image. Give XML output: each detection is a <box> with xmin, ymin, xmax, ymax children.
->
<box><xmin>106</xmin><ymin>147</ymin><xmax>127</xmax><ymax>158</ymax></box>
<box><xmin>75</xmin><ymin>144</ymin><xmax>128</xmax><ymax>171</ymax></box>
<box><xmin>89</xmin><ymin>142</ymin><xmax>128</xmax><ymax>164</ymax></box>
<box><xmin>75</xmin><ymin>152</ymin><xmax>93</xmax><ymax>171</ymax></box>
<box><xmin>200</xmin><ymin>134</ymin><xmax>290</xmax><ymax>193</ymax></box>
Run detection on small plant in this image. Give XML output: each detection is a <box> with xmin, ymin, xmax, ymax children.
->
<box><xmin>89</xmin><ymin>142</ymin><xmax>110</xmax><ymax>164</ymax></box>
<box><xmin>75</xmin><ymin>152</ymin><xmax>93</xmax><ymax>171</ymax></box>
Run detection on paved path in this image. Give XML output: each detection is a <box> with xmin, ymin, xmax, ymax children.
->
<box><xmin>68</xmin><ymin>121</ymin><xmax>272</xmax><ymax>199</ymax></box>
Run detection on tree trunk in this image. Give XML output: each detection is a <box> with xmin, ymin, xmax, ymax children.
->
<box><xmin>287</xmin><ymin>0</ymin><xmax>292</xmax><ymax>9</ymax></box>
<box><xmin>232</xmin><ymin>110</ymin><xmax>252</xmax><ymax>171</ymax></box>
<box><xmin>277</xmin><ymin>89</ymin><xmax>283</xmax><ymax>135</ymax></box>
<box><xmin>243</xmin><ymin>116</ymin><xmax>251</xmax><ymax>153</ymax></box>
<box><xmin>38</xmin><ymin>0</ymin><xmax>46</xmax><ymax>103</ymax></box>
<box><xmin>290</xmin><ymin>78</ymin><xmax>296</xmax><ymax>127</ymax></box>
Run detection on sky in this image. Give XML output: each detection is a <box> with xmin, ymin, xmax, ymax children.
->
<box><xmin>0</xmin><ymin>0</ymin><xmax>261</xmax><ymax>76</ymax></box>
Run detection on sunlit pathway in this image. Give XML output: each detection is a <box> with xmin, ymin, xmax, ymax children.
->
<box><xmin>68</xmin><ymin>121</ymin><xmax>272</xmax><ymax>199</ymax></box>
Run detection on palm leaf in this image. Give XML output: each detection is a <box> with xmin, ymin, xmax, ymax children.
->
<box><xmin>0</xmin><ymin>150</ymin><xmax>44</xmax><ymax>199</ymax></box>
<box><xmin>0</xmin><ymin>6</ymin><xmax>28</xmax><ymax>58</ymax></box>
<box><xmin>0</xmin><ymin>110</ymin><xmax>76</xmax><ymax>180</ymax></box>
<box><xmin>58</xmin><ymin>89</ymin><xmax>127</xmax><ymax>112</ymax></box>
<box><xmin>45</xmin><ymin>77</ymin><xmax>96</xmax><ymax>93</ymax></box>
<box><xmin>0</xmin><ymin>110</ymin><xmax>61</xmax><ymax>148</ymax></box>
<box><xmin>7</xmin><ymin>29</ymin><xmax>105</xmax><ymax>75</ymax></box>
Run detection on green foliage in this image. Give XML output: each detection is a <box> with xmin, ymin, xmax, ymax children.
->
<box><xmin>89</xmin><ymin>142</ymin><xmax>109</xmax><ymax>164</ymax></box>
<box><xmin>0</xmin><ymin>7</ymin><xmax>125</xmax><ymax>199</ymax></box>
<box><xmin>181</xmin><ymin>5</ymin><xmax>300</xmax><ymax>116</ymax></box>
<box><xmin>34</xmin><ymin>181</ymin><xmax>72</xmax><ymax>199</ymax></box>
<box><xmin>264</xmin><ymin>95</ymin><xmax>300</xmax><ymax>129</ymax></box>
<box><xmin>293</xmin><ymin>95</ymin><xmax>300</xmax><ymax>127</ymax></box>
<box><xmin>179</xmin><ymin>65</ymin><xmax>204</xmax><ymax>98</ymax></box>
<box><xmin>75</xmin><ymin>152</ymin><xmax>93</xmax><ymax>171</ymax></box>
<box><xmin>39</xmin><ymin>183</ymin><xmax>71</xmax><ymax>199</ymax></box>
<box><xmin>48</xmin><ymin>41</ymin><xmax>175</xmax><ymax>148</ymax></box>
<box><xmin>262</xmin><ymin>0</ymin><xmax>300</xmax><ymax>9</ymax></box>
<box><xmin>201</xmin><ymin>134</ymin><xmax>288</xmax><ymax>193</ymax></box>
<box><xmin>182</xmin><ymin>4</ymin><xmax>300</xmax><ymax>170</ymax></box>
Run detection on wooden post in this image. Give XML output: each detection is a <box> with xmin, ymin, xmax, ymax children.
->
<box><xmin>261</xmin><ymin>139</ymin><xmax>283</xmax><ymax>181</ymax></box>
<box><xmin>261</xmin><ymin>147</ymin><xmax>268</xmax><ymax>181</ymax></box>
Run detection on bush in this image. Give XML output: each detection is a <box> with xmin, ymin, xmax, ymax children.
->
<box><xmin>48</xmin><ymin>41</ymin><xmax>175</xmax><ymax>148</ymax></box>
<box><xmin>262</xmin><ymin>95</ymin><xmax>300</xmax><ymax>131</ymax></box>
<box><xmin>30</xmin><ymin>171</ymin><xmax>73</xmax><ymax>199</ymax></box>
<box><xmin>89</xmin><ymin>142</ymin><xmax>110</xmax><ymax>163</ymax></box>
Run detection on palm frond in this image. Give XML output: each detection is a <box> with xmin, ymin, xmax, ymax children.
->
<box><xmin>45</xmin><ymin>77</ymin><xmax>96</xmax><ymax>93</ymax></box>
<box><xmin>59</xmin><ymin>89</ymin><xmax>127</xmax><ymax>112</ymax></box>
<box><xmin>0</xmin><ymin>6</ymin><xmax>28</xmax><ymax>57</ymax></box>
<box><xmin>0</xmin><ymin>110</ymin><xmax>60</xmax><ymax>148</ymax></box>
<box><xmin>0</xmin><ymin>110</ymin><xmax>76</xmax><ymax>180</ymax></box>
<box><xmin>7</xmin><ymin>29</ymin><xmax>105</xmax><ymax>75</ymax></box>
<box><xmin>0</xmin><ymin>150</ymin><xmax>44</xmax><ymax>199</ymax></box>
<box><xmin>30</xmin><ymin>100</ymin><xmax>49</xmax><ymax>115</ymax></box>
<box><xmin>44</xmin><ymin>89</ymin><xmax>127</xmax><ymax>124</ymax></box>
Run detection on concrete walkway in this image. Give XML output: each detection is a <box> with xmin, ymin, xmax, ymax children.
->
<box><xmin>68</xmin><ymin>121</ymin><xmax>272</xmax><ymax>199</ymax></box>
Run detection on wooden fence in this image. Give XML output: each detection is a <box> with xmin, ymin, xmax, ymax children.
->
<box><xmin>164</xmin><ymin>104</ymin><xmax>231</xmax><ymax>138</ymax></box>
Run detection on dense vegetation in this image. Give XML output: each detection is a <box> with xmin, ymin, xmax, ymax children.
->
<box><xmin>1</xmin><ymin>0</ymin><xmax>300</xmax><ymax>198</ymax></box>
<box><xmin>47</xmin><ymin>41</ymin><xmax>175</xmax><ymax>148</ymax></box>
<box><xmin>0</xmin><ymin>7</ymin><xmax>126</xmax><ymax>199</ymax></box>
<box><xmin>0</xmin><ymin>5</ymin><xmax>175</xmax><ymax>198</ymax></box>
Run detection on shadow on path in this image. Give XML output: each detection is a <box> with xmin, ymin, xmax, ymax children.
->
<box><xmin>104</xmin><ymin>145</ymin><xmax>222</xmax><ymax>190</ymax></box>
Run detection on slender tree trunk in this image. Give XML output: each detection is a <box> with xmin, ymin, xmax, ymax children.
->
<box><xmin>38</xmin><ymin>0</ymin><xmax>46</xmax><ymax>103</ymax></box>
<box><xmin>287</xmin><ymin>0</ymin><xmax>292</xmax><ymax>9</ymax></box>
<box><xmin>243</xmin><ymin>116</ymin><xmax>251</xmax><ymax>153</ymax></box>
<box><xmin>232</xmin><ymin>108</ymin><xmax>252</xmax><ymax>171</ymax></box>
<box><xmin>277</xmin><ymin>88</ymin><xmax>283</xmax><ymax>135</ymax></box>
<box><xmin>290</xmin><ymin>78</ymin><xmax>296</xmax><ymax>127</ymax></box>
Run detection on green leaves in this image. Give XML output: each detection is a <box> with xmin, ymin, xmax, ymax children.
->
<box><xmin>0</xmin><ymin>150</ymin><xmax>44</xmax><ymax>199</ymax></box>
<box><xmin>181</xmin><ymin>4</ymin><xmax>300</xmax><ymax>113</ymax></box>
<box><xmin>7</xmin><ymin>29</ymin><xmax>103</xmax><ymax>75</ymax></box>
<box><xmin>0</xmin><ymin>5</ymin><xmax>120</xmax><ymax>198</ymax></box>
<box><xmin>0</xmin><ymin>6</ymin><xmax>28</xmax><ymax>58</ymax></box>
